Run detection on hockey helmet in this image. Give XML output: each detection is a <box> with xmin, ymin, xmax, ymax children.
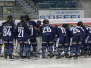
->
<box><xmin>77</xmin><ymin>21</ymin><xmax>83</xmax><ymax>26</ymax></box>
<box><xmin>43</xmin><ymin>19</ymin><xmax>49</xmax><ymax>24</ymax></box>
<box><xmin>62</xmin><ymin>24</ymin><xmax>70</xmax><ymax>28</ymax></box>
<box><xmin>20</xmin><ymin>15</ymin><xmax>25</xmax><ymax>20</ymax></box>
<box><xmin>7</xmin><ymin>15</ymin><xmax>13</xmax><ymax>20</ymax></box>
<box><xmin>25</xmin><ymin>15</ymin><xmax>30</xmax><ymax>20</ymax></box>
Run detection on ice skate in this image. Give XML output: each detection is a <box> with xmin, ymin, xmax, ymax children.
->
<box><xmin>27</xmin><ymin>56</ymin><xmax>31</xmax><ymax>59</ymax></box>
<box><xmin>68</xmin><ymin>54</ymin><xmax>73</xmax><ymax>59</ymax></box>
<box><xmin>42</xmin><ymin>54</ymin><xmax>45</xmax><ymax>59</ymax></box>
<box><xmin>5</xmin><ymin>54</ymin><xmax>7</xmax><ymax>59</ymax></box>
<box><xmin>33</xmin><ymin>52</ymin><xmax>38</xmax><ymax>58</ymax></box>
<box><xmin>56</xmin><ymin>54</ymin><xmax>61</xmax><ymax>59</ymax></box>
<box><xmin>20</xmin><ymin>55</ymin><xmax>24</xmax><ymax>60</ymax></box>
<box><xmin>50</xmin><ymin>54</ymin><xmax>54</xmax><ymax>58</ymax></box>
<box><xmin>9</xmin><ymin>54</ymin><xmax>14</xmax><ymax>61</ymax></box>
<box><xmin>88</xmin><ymin>52</ymin><xmax>91</xmax><ymax>57</ymax></box>
<box><xmin>84</xmin><ymin>52</ymin><xmax>89</xmax><ymax>58</ymax></box>
<box><xmin>80</xmin><ymin>51</ymin><xmax>84</xmax><ymax>56</ymax></box>
<box><xmin>74</xmin><ymin>53</ymin><xmax>79</xmax><ymax>59</ymax></box>
<box><xmin>64</xmin><ymin>53</ymin><xmax>69</xmax><ymax>58</ymax></box>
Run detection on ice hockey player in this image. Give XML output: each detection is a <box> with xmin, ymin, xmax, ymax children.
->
<box><xmin>30</xmin><ymin>28</ymin><xmax>38</xmax><ymax>57</ymax></box>
<box><xmin>53</xmin><ymin>25</ymin><xmax>58</xmax><ymax>56</ymax></box>
<box><xmin>84</xmin><ymin>25</ymin><xmax>91</xmax><ymax>56</ymax></box>
<box><xmin>77</xmin><ymin>21</ymin><xmax>91</xmax><ymax>57</ymax></box>
<box><xmin>15</xmin><ymin>15</ymin><xmax>31</xmax><ymax>59</ymax></box>
<box><xmin>65</xmin><ymin>24</ymin><xmax>82</xmax><ymax>59</ymax></box>
<box><xmin>71</xmin><ymin>25</ymin><xmax>85</xmax><ymax>57</ymax></box>
<box><xmin>77</xmin><ymin>22</ymin><xmax>88</xmax><ymax>56</ymax></box>
<box><xmin>53</xmin><ymin>25</ymin><xmax>69</xmax><ymax>59</ymax></box>
<box><xmin>25</xmin><ymin>15</ymin><xmax>41</xmax><ymax>57</ymax></box>
<box><xmin>0</xmin><ymin>26</ymin><xmax>3</xmax><ymax>57</ymax></box>
<box><xmin>70</xmin><ymin>23</ymin><xmax>85</xmax><ymax>56</ymax></box>
<box><xmin>1</xmin><ymin>15</ymin><xmax>15</xmax><ymax>59</ymax></box>
<box><xmin>40</xmin><ymin>19</ymin><xmax>54</xmax><ymax>58</ymax></box>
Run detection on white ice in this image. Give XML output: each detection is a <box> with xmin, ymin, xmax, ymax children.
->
<box><xmin>0</xmin><ymin>57</ymin><xmax>91</xmax><ymax>68</ymax></box>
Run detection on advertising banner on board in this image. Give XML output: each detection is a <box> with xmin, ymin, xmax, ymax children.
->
<box><xmin>39</xmin><ymin>10</ymin><xmax>84</xmax><ymax>19</ymax></box>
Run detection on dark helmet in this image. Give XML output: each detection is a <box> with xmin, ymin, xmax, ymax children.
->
<box><xmin>43</xmin><ymin>19</ymin><xmax>49</xmax><ymax>24</ymax></box>
<box><xmin>20</xmin><ymin>15</ymin><xmax>25</xmax><ymax>20</ymax></box>
<box><xmin>25</xmin><ymin>15</ymin><xmax>30</xmax><ymax>20</ymax></box>
<box><xmin>7</xmin><ymin>15</ymin><xmax>13</xmax><ymax>20</ymax></box>
<box><xmin>62</xmin><ymin>24</ymin><xmax>70</xmax><ymax>28</ymax></box>
<box><xmin>55</xmin><ymin>25</ymin><xmax>59</xmax><ymax>27</ymax></box>
<box><xmin>77</xmin><ymin>21</ymin><xmax>83</xmax><ymax>26</ymax></box>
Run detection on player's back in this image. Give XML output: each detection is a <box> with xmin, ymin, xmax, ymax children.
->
<box><xmin>29</xmin><ymin>20</ymin><xmax>40</xmax><ymax>28</ymax></box>
<box><xmin>26</xmin><ymin>21</ymin><xmax>33</xmax><ymax>35</ymax></box>
<box><xmin>72</xmin><ymin>25</ymin><xmax>85</xmax><ymax>39</ymax></box>
<box><xmin>83</xmin><ymin>26</ymin><xmax>91</xmax><ymax>34</ymax></box>
<box><xmin>66</xmin><ymin>26</ymin><xmax>81</xmax><ymax>38</ymax></box>
<box><xmin>2</xmin><ymin>22</ymin><xmax>15</xmax><ymax>40</ymax></box>
<box><xmin>40</xmin><ymin>24</ymin><xmax>53</xmax><ymax>36</ymax></box>
<box><xmin>16</xmin><ymin>22</ymin><xmax>30</xmax><ymax>41</ymax></box>
<box><xmin>53</xmin><ymin>25</ymin><xmax>67</xmax><ymax>37</ymax></box>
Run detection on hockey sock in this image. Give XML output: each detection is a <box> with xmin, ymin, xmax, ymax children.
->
<box><xmin>49</xmin><ymin>45</ymin><xmax>53</xmax><ymax>54</ymax></box>
<box><xmin>42</xmin><ymin>45</ymin><xmax>46</xmax><ymax>54</ymax></box>
<box><xmin>89</xmin><ymin>44</ymin><xmax>91</xmax><ymax>52</ymax></box>
<box><xmin>32</xmin><ymin>44</ymin><xmax>37</xmax><ymax>53</ymax></box>
<box><xmin>64</xmin><ymin>46</ymin><xmax>69</xmax><ymax>53</ymax></box>
<box><xmin>0</xmin><ymin>45</ymin><xmax>1</xmax><ymax>53</ymax></box>
<box><xmin>20</xmin><ymin>44</ymin><xmax>24</xmax><ymax>56</ymax></box>
<box><xmin>25</xmin><ymin>45</ymin><xmax>30</xmax><ymax>56</ymax></box>
<box><xmin>70</xmin><ymin>46</ymin><xmax>75</xmax><ymax>53</ymax></box>
<box><xmin>81</xmin><ymin>44</ymin><xmax>84</xmax><ymax>52</ymax></box>
<box><xmin>57</xmin><ymin>48</ymin><xmax>61</xmax><ymax>55</ymax></box>
<box><xmin>76</xmin><ymin>45</ymin><xmax>80</xmax><ymax>53</ymax></box>
<box><xmin>9</xmin><ymin>44</ymin><xmax>13</xmax><ymax>55</ymax></box>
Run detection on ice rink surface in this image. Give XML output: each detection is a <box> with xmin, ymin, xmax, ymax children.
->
<box><xmin>0</xmin><ymin>56</ymin><xmax>91</xmax><ymax>68</ymax></box>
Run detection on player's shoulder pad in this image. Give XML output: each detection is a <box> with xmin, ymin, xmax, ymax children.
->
<box><xmin>25</xmin><ymin>22</ymin><xmax>29</xmax><ymax>26</ymax></box>
<box><xmin>17</xmin><ymin>22</ymin><xmax>21</xmax><ymax>25</ymax></box>
<box><xmin>2</xmin><ymin>22</ymin><xmax>6</xmax><ymax>24</ymax></box>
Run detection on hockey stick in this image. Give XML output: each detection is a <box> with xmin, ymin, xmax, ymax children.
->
<box><xmin>13</xmin><ymin>39</ymin><xmax>21</xmax><ymax>56</ymax></box>
<box><xmin>13</xmin><ymin>48</ymin><xmax>21</xmax><ymax>55</ymax></box>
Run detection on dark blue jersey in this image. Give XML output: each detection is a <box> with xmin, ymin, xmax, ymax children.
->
<box><xmin>40</xmin><ymin>24</ymin><xmax>53</xmax><ymax>36</ymax></box>
<box><xmin>26</xmin><ymin>20</ymin><xmax>40</xmax><ymax>36</ymax></box>
<box><xmin>72</xmin><ymin>26</ymin><xmax>85</xmax><ymax>40</ymax></box>
<box><xmin>53</xmin><ymin>26</ymin><xmax>67</xmax><ymax>37</ymax></box>
<box><xmin>82</xmin><ymin>26</ymin><xmax>91</xmax><ymax>36</ymax></box>
<box><xmin>66</xmin><ymin>27</ymin><xmax>81</xmax><ymax>38</ymax></box>
<box><xmin>16</xmin><ymin>22</ymin><xmax>31</xmax><ymax>41</ymax></box>
<box><xmin>29</xmin><ymin>20</ymin><xmax>40</xmax><ymax>28</ymax></box>
<box><xmin>1</xmin><ymin>22</ymin><xmax>15</xmax><ymax>40</ymax></box>
<box><xmin>0</xmin><ymin>26</ymin><xmax>2</xmax><ymax>38</ymax></box>
<box><xmin>30</xmin><ymin>28</ymin><xmax>38</xmax><ymax>38</ymax></box>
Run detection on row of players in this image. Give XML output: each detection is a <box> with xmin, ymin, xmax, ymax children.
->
<box><xmin>0</xmin><ymin>15</ymin><xmax>91</xmax><ymax>59</ymax></box>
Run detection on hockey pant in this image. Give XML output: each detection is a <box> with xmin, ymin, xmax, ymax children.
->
<box><xmin>84</xmin><ymin>35</ymin><xmax>91</xmax><ymax>53</ymax></box>
<box><xmin>0</xmin><ymin>44</ymin><xmax>2</xmax><ymax>53</ymax></box>
<box><xmin>19</xmin><ymin>40</ymin><xmax>30</xmax><ymax>56</ymax></box>
<box><xmin>64</xmin><ymin>35</ymin><xmax>69</xmax><ymax>54</ymax></box>
<box><xmin>42</xmin><ymin>35</ymin><xmax>54</xmax><ymax>54</ymax></box>
<box><xmin>81</xmin><ymin>43</ymin><xmax>84</xmax><ymax>52</ymax></box>
<box><xmin>30</xmin><ymin>37</ymin><xmax>37</xmax><ymax>53</ymax></box>
<box><xmin>89</xmin><ymin>44</ymin><xmax>91</xmax><ymax>53</ymax></box>
<box><xmin>70</xmin><ymin>35</ymin><xmax>81</xmax><ymax>54</ymax></box>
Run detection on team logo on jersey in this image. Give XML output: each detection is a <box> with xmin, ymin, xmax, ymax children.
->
<box><xmin>26</xmin><ymin>23</ymin><xmax>29</xmax><ymax>26</ymax></box>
